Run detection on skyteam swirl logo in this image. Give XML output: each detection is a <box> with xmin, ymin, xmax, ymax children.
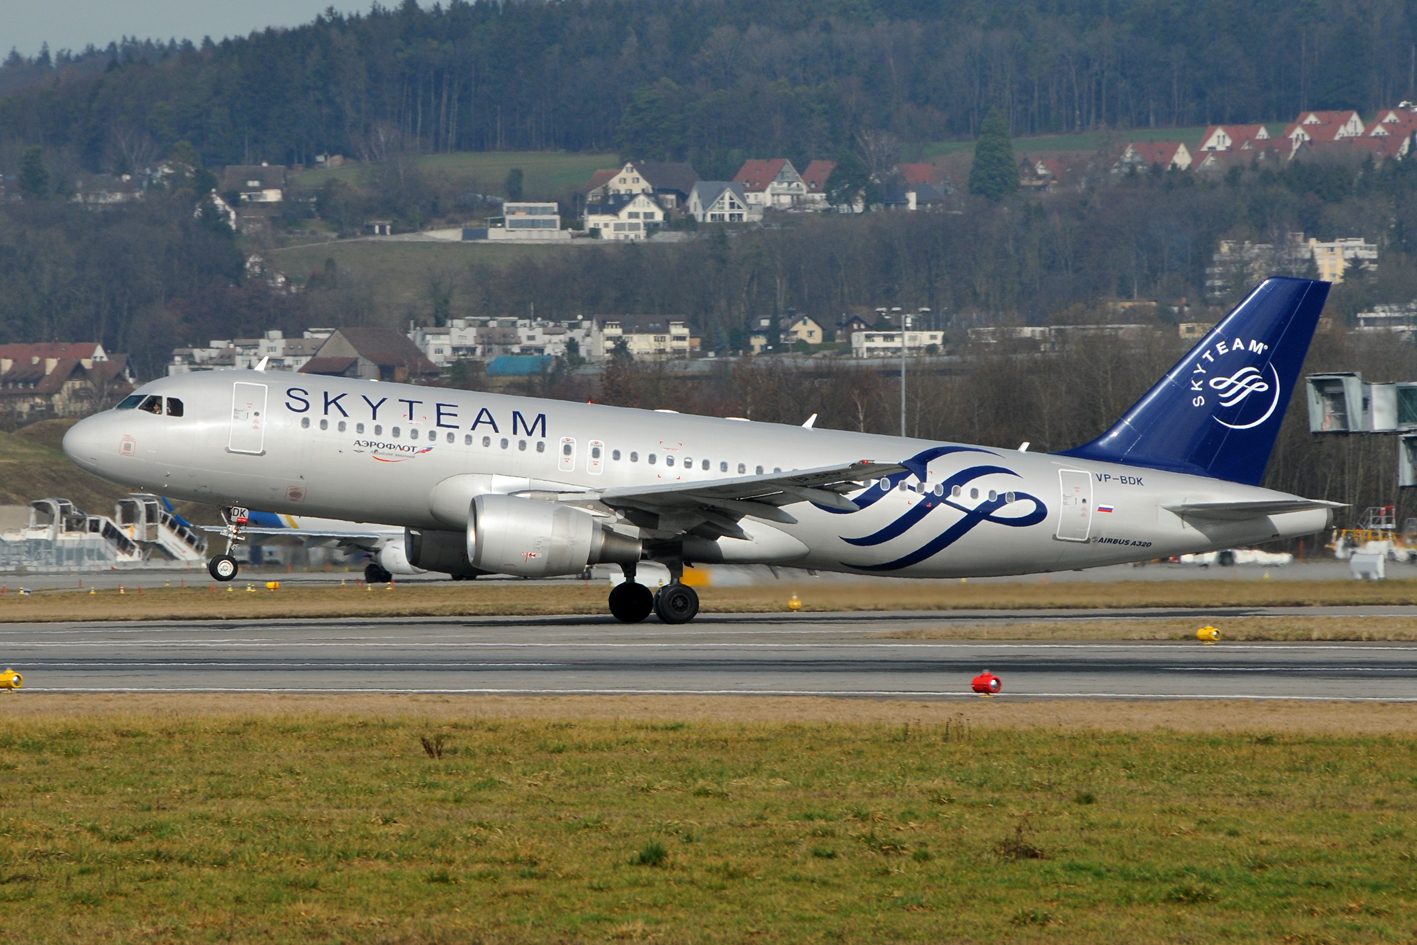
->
<box><xmin>1188</xmin><ymin>336</ymin><xmax>1281</xmax><ymax>431</ymax></box>
<box><xmin>816</xmin><ymin>447</ymin><xmax>1047</xmax><ymax>572</ymax></box>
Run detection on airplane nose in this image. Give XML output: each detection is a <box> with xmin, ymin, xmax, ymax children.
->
<box><xmin>62</xmin><ymin>415</ymin><xmax>106</xmax><ymax>474</ymax></box>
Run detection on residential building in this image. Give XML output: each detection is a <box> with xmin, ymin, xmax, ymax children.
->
<box><xmin>1019</xmin><ymin>156</ymin><xmax>1066</xmax><ymax>192</ymax></box>
<box><xmin>897</xmin><ymin>162</ymin><xmax>954</xmax><ymax>207</ymax></box>
<box><xmin>799</xmin><ymin>160</ymin><xmax>836</xmax><ymax>210</ymax></box>
<box><xmin>600</xmin><ymin>316</ymin><xmax>693</xmax><ymax>359</ymax></box>
<box><xmin>166</xmin><ymin>330</ymin><xmax>333</xmax><ymax>375</ymax></box>
<box><xmin>219</xmin><ymin>164</ymin><xmax>287</xmax><ymax>203</ymax></box>
<box><xmin>733</xmin><ymin>159</ymin><xmax>807</xmax><ymax>210</ymax></box>
<box><xmin>967</xmin><ymin>324</ymin><xmax>1149</xmax><ymax>351</ymax></box>
<box><xmin>0</xmin><ymin>342</ymin><xmax>133</xmax><ymax>421</ymax></box>
<box><xmin>583</xmin><ymin>161</ymin><xmax>700</xmax><ymax>209</ymax></box>
<box><xmin>480</xmin><ymin>202</ymin><xmax>571</xmax><ymax>241</ymax></box>
<box><xmin>836</xmin><ymin>314</ymin><xmax>875</xmax><ymax>343</ymax></box>
<box><xmin>301</xmin><ymin>328</ymin><xmax>441</xmax><ymax>383</ymax></box>
<box><xmin>851</xmin><ymin>329</ymin><xmax>945</xmax><ymax>358</ymax></box>
<box><xmin>1355</xmin><ymin>302</ymin><xmax>1417</xmax><ymax>340</ymax></box>
<box><xmin>71</xmin><ymin>173</ymin><xmax>142</xmax><ymax>206</ymax></box>
<box><xmin>1178</xmin><ymin>322</ymin><xmax>1216</xmax><ymax>341</ymax></box>
<box><xmin>1114</xmin><ymin>141</ymin><xmax>1192</xmax><ymax>172</ymax></box>
<box><xmin>585</xmin><ymin>193</ymin><xmax>664</xmax><ymax>241</ymax></box>
<box><xmin>1198</xmin><ymin>125</ymin><xmax>1271</xmax><ymax>151</ymax></box>
<box><xmin>413</xmin><ymin>318</ymin><xmax>603</xmax><ymax>365</ymax></box>
<box><xmin>688</xmin><ymin>182</ymin><xmax>758</xmax><ymax>223</ymax></box>
<box><xmin>1283</xmin><ymin>110</ymin><xmax>1366</xmax><ymax>149</ymax></box>
<box><xmin>1309</xmin><ymin>236</ymin><xmax>1377</xmax><ymax>283</ymax></box>
<box><xmin>1204</xmin><ymin>233</ymin><xmax>1312</xmax><ymax>300</ymax></box>
<box><xmin>781</xmin><ymin>315</ymin><xmax>825</xmax><ymax>345</ymax></box>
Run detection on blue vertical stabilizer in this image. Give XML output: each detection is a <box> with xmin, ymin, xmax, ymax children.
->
<box><xmin>1060</xmin><ymin>277</ymin><xmax>1330</xmax><ymax>485</ymax></box>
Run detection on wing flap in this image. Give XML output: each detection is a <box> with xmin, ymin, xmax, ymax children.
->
<box><xmin>1163</xmin><ymin>498</ymin><xmax>1345</xmax><ymax>521</ymax></box>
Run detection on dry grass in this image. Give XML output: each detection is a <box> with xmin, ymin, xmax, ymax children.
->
<box><xmin>5</xmin><ymin>578</ymin><xmax>1417</xmax><ymax>624</ymax></box>
<box><xmin>0</xmin><ymin>701</ymin><xmax>1412</xmax><ymax>943</ymax></box>
<box><xmin>879</xmin><ymin>616</ymin><xmax>1417</xmax><ymax>642</ymax></box>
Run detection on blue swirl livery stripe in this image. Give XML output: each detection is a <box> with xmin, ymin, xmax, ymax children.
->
<box><xmin>816</xmin><ymin>445</ymin><xmax>997</xmax><ymax>515</ymax></box>
<box><xmin>843</xmin><ymin>465</ymin><xmax>1017</xmax><ymax>546</ymax></box>
<box><xmin>851</xmin><ymin>492</ymin><xmax>1047</xmax><ymax>571</ymax></box>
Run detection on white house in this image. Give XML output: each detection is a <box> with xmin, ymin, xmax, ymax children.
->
<box><xmin>688</xmin><ymin>182</ymin><xmax>759</xmax><ymax>223</ymax></box>
<box><xmin>733</xmin><ymin>159</ymin><xmax>808</xmax><ymax>210</ymax></box>
<box><xmin>585</xmin><ymin>193</ymin><xmax>664</xmax><ymax>241</ymax></box>
<box><xmin>601</xmin><ymin>317</ymin><xmax>693</xmax><ymax>359</ymax></box>
<box><xmin>851</xmin><ymin>329</ymin><xmax>944</xmax><ymax>358</ymax></box>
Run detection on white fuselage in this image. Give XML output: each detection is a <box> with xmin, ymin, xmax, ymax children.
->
<box><xmin>62</xmin><ymin>370</ymin><xmax>1330</xmax><ymax>578</ymax></box>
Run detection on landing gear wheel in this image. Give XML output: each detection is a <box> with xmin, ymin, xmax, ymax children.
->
<box><xmin>208</xmin><ymin>554</ymin><xmax>238</xmax><ymax>582</ymax></box>
<box><xmin>608</xmin><ymin>581</ymin><xmax>654</xmax><ymax>623</ymax></box>
<box><xmin>654</xmin><ymin>583</ymin><xmax>699</xmax><ymax>624</ymax></box>
<box><xmin>365</xmin><ymin>562</ymin><xmax>393</xmax><ymax>584</ymax></box>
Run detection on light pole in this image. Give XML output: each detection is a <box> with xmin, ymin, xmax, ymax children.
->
<box><xmin>900</xmin><ymin>311</ymin><xmax>911</xmax><ymax>438</ymax></box>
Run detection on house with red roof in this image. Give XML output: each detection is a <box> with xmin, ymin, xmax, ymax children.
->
<box><xmin>1198</xmin><ymin>125</ymin><xmax>1270</xmax><ymax>152</ymax></box>
<box><xmin>1284</xmin><ymin>110</ymin><xmax>1366</xmax><ymax>149</ymax></box>
<box><xmin>733</xmin><ymin>159</ymin><xmax>808</xmax><ymax>210</ymax></box>
<box><xmin>799</xmin><ymin>160</ymin><xmax>836</xmax><ymax>210</ymax></box>
<box><xmin>0</xmin><ymin>342</ymin><xmax>134</xmax><ymax>422</ymax></box>
<box><xmin>1114</xmin><ymin>141</ymin><xmax>1192</xmax><ymax>173</ymax></box>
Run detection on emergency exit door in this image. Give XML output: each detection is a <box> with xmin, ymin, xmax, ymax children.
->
<box><xmin>1055</xmin><ymin>469</ymin><xmax>1093</xmax><ymax>541</ymax></box>
<box><xmin>228</xmin><ymin>382</ymin><xmax>268</xmax><ymax>454</ymax></box>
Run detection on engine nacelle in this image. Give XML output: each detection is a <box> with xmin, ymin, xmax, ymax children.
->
<box><xmin>469</xmin><ymin>494</ymin><xmax>641</xmax><ymax>577</ymax></box>
<box><xmin>377</xmin><ymin>536</ymin><xmax>424</xmax><ymax>575</ymax></box>
<box><xmin>405</xmin><ymin>527</ymin><xmax>487</xmax><ymax>577</ymax></box>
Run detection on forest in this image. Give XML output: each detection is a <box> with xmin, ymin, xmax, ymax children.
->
<box><xmin>2</xmin><ymin>0</ymin><xmax>1417</xmax><ymax>175</ymax></box>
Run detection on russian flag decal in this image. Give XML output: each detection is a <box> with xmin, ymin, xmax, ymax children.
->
<box><xmin>1097</xmin><ymin>504</ymin><xmax>1114</xmax><ymax>513</ymax></box>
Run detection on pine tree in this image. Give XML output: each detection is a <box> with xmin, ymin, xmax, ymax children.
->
<box><xmin>19</xmin><ymin>146</ymin><xmax>49</xmax><ymax>199</ymax></box>
<box><xmin>968</xmin><ymin>108</ymin><xmax>1018</xmax><ymax>202</ymax></box>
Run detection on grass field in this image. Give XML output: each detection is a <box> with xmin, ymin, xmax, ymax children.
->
<box><xmin>7</xmin><ymin>579</ymin><xmax>1417</xmax><ymax>627</ymax></box>
<box><xmin>0</xmin><ymin>702</ymin><xmax>1412</xmax><ymax>943</ymax></box>
<box><xmin>289</xmin><ymin>152</ymin><xmax>618</xmax><ymax>200</ymax></box>
<box><xmin>0</xmin><ymin>422</ymin><xmax>136</xmax><ymax>513</ymax></box>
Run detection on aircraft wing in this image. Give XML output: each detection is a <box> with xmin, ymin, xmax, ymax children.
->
<box><xmin>586</xmin><ymin>460</ymin><xmax>907</xmax><ymax>535</ymax></box>
<box><xmin>1163</xmin><ymin>498</ymin><xmax>1346</xmax><ymax>522</ymax></box>
<box><xmin>200</xmin><ymin>525</ymin><xmax>390</xmax><ymax>551</ymax></box>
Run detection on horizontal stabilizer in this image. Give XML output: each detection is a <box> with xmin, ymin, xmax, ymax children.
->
<box><xmin>1162</xmin><ymin>498</ymin><xmax>1345</xmax><ymax>522</ymax></box>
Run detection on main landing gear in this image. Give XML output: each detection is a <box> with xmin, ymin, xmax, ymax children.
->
<box><xmin>608</xmin><ymin>562</ymin><xmax>699</xmax><ymax>624</ymax></box>
<box><xmin>365</xmin><ymin>562</ymin><xmax>393</xmax><ymax>584</ymax></box>
<box><xmin>208</xmin><ymin>505</ymin><xmax>249</xmax><ymax>582</ymax></box>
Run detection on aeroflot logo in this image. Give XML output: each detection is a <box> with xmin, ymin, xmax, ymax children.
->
<box><xmin>1188</xmin><ymin>337</ymin><xmax>1281</xmax><ymax>431</ymax></box>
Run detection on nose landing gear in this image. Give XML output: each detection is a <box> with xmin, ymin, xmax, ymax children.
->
<box><xmin>207</xmin><ymin>505</ymin><xmax>249</xmax><ymax>582</ymax></box>
<box><xmin>208</xmin><ymin>554</ymin><xmax>238</xmax><ymax>582</ymax></box>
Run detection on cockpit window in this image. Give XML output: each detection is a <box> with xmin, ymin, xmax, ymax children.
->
<box><xmin>116</xmin><ymin>394</ymin><xmax>144</xmax><ymax>410</ymax></box>
<box><xmin>138</xmin><ymin>395</ymin><xmax>162</xmax><ymax>415</ymax></box>
<box><xmin>165</xmin><ymin>398</ymin><xmax>184</xmax><ymax>417</ymax></box>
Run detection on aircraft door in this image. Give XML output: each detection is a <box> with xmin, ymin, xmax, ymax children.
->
<box><xmin>558</xmin><ymin>436</ymin><xmax>576</xmax><ymax>473</ymax></box>
<box><xmin>1055</xmin><ymin>469</ymin><xmax>1093</xmax><ymax>541</ymax></box>
<box><xmin>228</xmin><ymin>382</ymin><xmax>268</xmax><ymax>454</ymax></box>
<box><xmin>587</xmin><ymin>439</ymin><xmax>605</xmax><ymax>474</ymax></box>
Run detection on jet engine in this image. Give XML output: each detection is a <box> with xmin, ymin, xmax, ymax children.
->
<box><xmin>377</xmin><ymin>535</ymin><xmax>424</xmax><ymax>575</ymax></box>
<box><xmin>469</xmin><ymin>494</ymin><xmax>641</xmax><ymax>577</ymax></box>
<box><xmin>405</xmin><ymin>527</ymin><xmax>488</xmax><ymax>578</ymax></box>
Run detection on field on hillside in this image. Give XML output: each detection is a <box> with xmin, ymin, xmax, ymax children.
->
<box><xmin>7</xmin><ymin>578</ymin><xmax>1417</xmax><ymax>624</ymax></box>
<box><xmin>0</xmin><ymin>705</ymin><xmax>1410</xmax><ymax>943</ymax></box>
<box><xmin>289</xmin><ymin>152</ymin><xmax>618</xmax><ymax>200</ymax></box>
<box><xmin>0</xmin><ymin>422</ymin><xmax>134</xmax><ymax>512</ymax></box>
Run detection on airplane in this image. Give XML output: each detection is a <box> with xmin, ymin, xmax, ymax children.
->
<box><xmin>200</xmin><ymin>511</ymin><xmax>443</xmax><ymax>584</ymax></box>
<box><xmin>63</xmin><ymin>277</ymin><xmax>1339</xmax><ymax>624</ymax></box>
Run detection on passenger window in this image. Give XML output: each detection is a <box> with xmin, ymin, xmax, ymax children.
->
<box><xmin>465</xmin><ymin>434</ymin><xmax>473</xmax><ymax>445</ymax></box>
<box><xmin>139</xmin><ymin>395</ymin><xmax>162</xmax><ymax>414</ymax></box>
<box><xmin>1005</xmin><ymin>491</ymin><xmax>1015</xmax><ymax>503</ymax></box>
<box><xmin>952</xmin><ymin>485</ymin><xmax>961</xmax><ymax>497</ymax></box>
<box><xmin>613</xmin><ymin>449</ymin><xmax>621</xmax><ymax>461</ymax></box>
<box><xmin>738</xmin><ymin>463</ymin><xmax>746</xmax><ymax>474</ymax></box>
<box><xmin>518</xmin><ymin>440</ymin><xmax>527</xmax><ymax>451</ymax></box>
<box><xmin>536</xmin><ymin>441</ymin><xmax>545</xmax><ymax>452</ymax></box>
<box><xmin>683</xmin><ymin>456</ymin><xmax>691</xmax><ymax>467</ymax></box>
<box><xmin>703</xmin><ymin>459</ymin><xmax>710</xmax><ymax>471</ymax></box>
<box><xmin>482</xmin><ymin>436</ymin><xmax>491</xmax><ymax>447</ymax></box>
<box><xmin>319</xmin><ymin>418</ymin><xmax>328</xmax><ymax>430</ymax></box>
<box><xmin>648</xmin><ymin>454</ymin><xmax>657</xmax><ymax>464</ymax></box>
<box><xmin>562</xmin><ymin>442</ymin><xmax>572</xmax><ymax>456</ymax></box>
<box><xmin>666</xmin><ymin>456</ymin><xmax>675</xmax><ymax>467</ymax></box>
<box><xmin>392</xmin><ymin>427</ymin><xmax>401</xmax><ymax>438</ymax></box>
<box><xmin>970</xmin><ymin>488</ymin><xmax>979</xmax><ymax>499</ymax></box>
<box><xmin>409</xmin><ymin>428</ymin><xmax>418</xmax><ymax>440</ymax></box>
<box><xmin>500</xmin><ymin>438</ymin><xmax>508</xmax><ymax>449</ymax></box>
<box><xmin>357</xmin><ymin>423</ymin><xmax>365</xmax><ymax>434</ymax></box>
<box><xmin>775</xmin><ymin>467</ymin><xmax>781</xmax><ymax>473</ymax></box>
<box><xmin>755</xmin><ymin>465</ymin><xmax>763</xmax><ymax>475</ymax></box>
<box><xmin>988</xmin><ymin>490</ymin><xmax>997</xmax><ymax>501</ymax></box>
<box><xmin>301</xmin><ymin>417</ymin><xmax>311</xmax><ymax>429</ymax></box>
<box><xmin>591</xmin><ymin>446</ymin><xmax>602</xmax><ymax>459</ymax></box>
<box><xmin>446</xmin><ymin>432</ymin><xmax>454</xmax><ymax>443</ymax></box>
<box><xmin>116</xmin><ymin>394</ymin><xmax>144</xmax><ymax>410</ymax></box>
<box><xmin>720</xmin><ymin>462</ymin><xmax>728</xmax><ymax>472</ymax></box>
<box><xmin>630</xmin><ymin>452</ymin><xmax>638</xmax><ymax>462</ymax></box>
<box><xmin>165</xmin><ymin>398</ymin><xmax>184</xmax><ymax>417</ymax></box>
<box><xmin>374</xmin><ymin>425</ymin><xmax>382</xmax><ymax>435</ymax></box>
<box><xmin>339</xmin><ymin>421</ymin><xmax>347</xmax><ymax>432</ymax></box>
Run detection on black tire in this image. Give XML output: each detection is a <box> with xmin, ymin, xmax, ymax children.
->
<box><xmin>654</xmin><ymin>583</ymin><xmax>699</xmax><ymax>624</ymax></box>
<box><xmin>208</xmin><ymin>554</ymin><xmax>238</xmax><ymax>582</ymax></box>
<box><xmin>608</xmin><ymin>581</ymin><xmax>655</xmax><ymax>623</ymax></box>
<box><xmin>365</xmin><ymin>562</ymin><xmax>393</xmax><ymax>584</ymax></box>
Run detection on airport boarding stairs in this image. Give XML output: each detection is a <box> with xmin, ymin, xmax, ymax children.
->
<box><xmin>0</xmin><ymin>494</ymin><xmax>207</xmax><ymax>572</ymax></box>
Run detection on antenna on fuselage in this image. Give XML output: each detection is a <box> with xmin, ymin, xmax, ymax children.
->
<box><xmin>802</xmin><ymin>414</ymin><xmax>818</xmax><ymax>429</ymax></box>
<box><xmin>254</xmin><ymin>356</ymin><xmax>269</xmax><ymax>372</ymax></box>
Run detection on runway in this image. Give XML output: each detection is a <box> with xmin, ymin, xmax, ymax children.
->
<box><xmin>4</xmin><ymin>609</ymin><xmax>1417</xmax><ymax>700</ymax></box>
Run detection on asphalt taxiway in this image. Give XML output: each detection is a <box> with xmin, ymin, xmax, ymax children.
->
<box><xmin>3</xmin><ymin>608</ymin><xmax>1416</xmax><ymax>700</ymax></box>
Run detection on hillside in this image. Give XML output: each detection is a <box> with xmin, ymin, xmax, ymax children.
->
<box><xmin>0</xmin><ymin>421</ymin><xmax>133</xmax><ymax>512</ymax></box>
